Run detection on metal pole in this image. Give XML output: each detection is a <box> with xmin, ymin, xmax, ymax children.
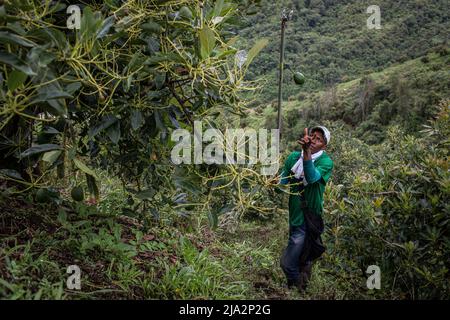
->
<box><xmin>277</xmin><ymin>9</ymin><xmax>292</xmax><ymax>138</ymax></box>
<box><xmin>277</xmin><ymin>18</ymin><xmax>286</xmax><ymax>135</ymax></box>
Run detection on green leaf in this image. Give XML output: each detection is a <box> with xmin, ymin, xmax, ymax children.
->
<box><xmin>217</xmin><ymin>48</ymin><xmax>237</xmax><ymax>59</ymax></box>
<box><xmin>106</xmin><ymin>121</ymin><xmax>120</xmax><ymax>144</ymax></box>
<box><xmin>67</xmin><ymin>147</ymin><xmax>76</xmax><ymax>161</ymax></box>
<box><xmin>140</xmin><ymin>22</ymin><xmax>163</xmax><ymax>34</ymax></box>
<box><xmin>46</xmin><ymin>100</ymin><xmax>67</xmax><ymax>117</ymax></box>
<box><xmin>29</xmin><ymin>28</ymin><xmax>67</xmax><ymax>50</ymax></box>
<box><xmin>0</xmin><ymin>51</ymin><xmax>36</xmax><ymax>75</ymax></box>
<box><xmin>0</xmin><ymin>279</ymin><xmax>15</xmax><ymax>292</ymax></box>
<box><xmin>155</xmin><ymin>72</ymin><xmax>166</xmax><ymax>90</ymax></box>
<box><xmin>179</xmin><ymin>6</ymin><xmax>193</xmax><ymax>20</ymax></box>
<box><xmin>213</xmin><ymin>0</ymin><xmax>225</xmax><ymax>17</ymax></box>
<box><xmin>153</xmin><ymin>110</ymin><xmax>165</xmax><ymax>131</ymax></box>
<box><xmin>73</xmin><ymin>158</ymin><xmax>98</xmax><ymax>180</ymax></box>
<box><xmin>0</xmin><ymin>31</ymin><xmax>36</xmax><ymax>47</ymax></box>
<box><xmin>47</xmin><ymin>2</ymin><xmax>66</xmax><ymax>14</ymax></box>
<box><xmin>1</xmin><ymin>22</ymin><xmax>27</xmax><ymax>36</ymax></box>
<box><xmin>173</xmin><ymin>169</ymin><xmax>202</xmax><ymax>196</ymax></box>
<box><xmin>0</xmin><ymin>6</ymin><xmax>21</xmax><ymax>22</ymax></box>
<box><xmin>57</xmin><ymin>208</ymin><xmax>67</xmax><ymax>225</ymax></box>
<box><xmin>65</xmin><ymin>82</ymin><xmax>82</xmax><ymax>95</ymax></box>
<box><xmin>135</xmin><ymin>189</ymin><xmax>156</xmax><ymax>200</ymax></box>
<box><xmin>42</xmin><ymin>150</ymin><xmax>62</xmax><ymax>164</ymax></box>
<box><xmin>19</xmin><ymin>144</ymin><xmax>62</xmax><ymax>158</ymax></box>
<box><xmin>147</xmin><ymin>36</ymin><xmax>160</xmax><ymax>54</ymax></box>
<box><xmin>80</xmin><ymin>6</ymin><xmax>96</xmax><ymax>38</ymax></box>
<box><xmin>124</xmin><ymin>75</ymin><xmax>132</xmax><ymax>92</ymax></box>
<box><xmin>199</xmin><ymin>26</ymin><xmax>216</xmax><ymax>59</ymax></box>
<box><xmin>127</xmin><ymin>52</ymin><xmax>145</xmax><ymax>73</ymax></box>
<box><xmin>131</xmin><ymin>110</ymin><xmax>143</xmax><ymax>131</ymax></box>
<box><xmin>7</xmin><ymin>69</ymin><xmax>27</xmax><ymax>91</ymax></box>
<box><xmin>144</xmin><ymin>52</ymin><xmax>183</xmax><ymax>66</ymax></box>
<box><xmin>28</xmin><ymin>82</ymin><xmax>69</xmax><ymax>116</ymax></box>
<box><xmin>29</xmin><ymin>89</ymin><xmax>72</xmax><ymax>104</ymax></box>
<box><xmin>26</xmin><ymin>46</ymin><xmax>55</xmax><ymax>68</ymax></box>
<box><xmin>104</xmin><ymin>0</ymin><xmax>120</xmax><ymax>9</ymax></box>
<box><xmin>86</xmin><ymin>173</ymin><xmax>99</xmax><ymax>199</ymax></box>
<box><xmin>0</xmin><ymin>169</ymin><xmax>24</xmax><ymax>181</ymax></box>
<box><xmin>96</xmin><ymin>16</ymin><xmax>115</xmax><ymax>39</ymax></box>
<box><xmin>89</xmin><ymin>115</ymin><xmax>117</xmax><ymax>138</ymax></box>
<box><xmin>245</xmin><ymin>38</ymin><xmax>268</xmax><ymax>67</ymax></box>
<box><xmin>208</xmin><ymin>211</ymin><xmax>218</xmax><ymax>229</ymax></box>
<box><xmin>168</xmin><ymin>111</ymin><xmax>180</xmax><ymax>128</ymax></box>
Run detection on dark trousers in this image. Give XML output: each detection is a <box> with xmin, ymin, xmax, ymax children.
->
<box><xmin>280</xmin><ymin>224</ymin><xmax>307</xmax><ymax>286</ymax></box>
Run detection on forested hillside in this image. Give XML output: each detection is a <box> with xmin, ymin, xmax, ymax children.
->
<box><xmin>238</xmin><ymin>0</ymin><xmax>449</xmax><ymax>103</ymax></box>
<box><xmin>252</xmin><ymin>51</ymin><xmax>450</xmax><ymax>145</ymax></box>
<box><xmin>0</xmin><ymin>0</ymin><xmax>448</xmax><ymax>301</ymax></box>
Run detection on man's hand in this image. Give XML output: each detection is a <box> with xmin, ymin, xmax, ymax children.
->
<box><xmin>298</xmin><ymin>127</ymin><xmax>312</xmax><ymax>160</ymax></box>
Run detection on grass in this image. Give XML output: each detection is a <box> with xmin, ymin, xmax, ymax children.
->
<box><xmin>3</xmin><ymin>146</ymin><xmax>384</xmax><ymax>300</ymax></box>
<box><xmin>0</xmin><ymin>182</ymin><xmax>351</xmax><ymax>300</ymax></box>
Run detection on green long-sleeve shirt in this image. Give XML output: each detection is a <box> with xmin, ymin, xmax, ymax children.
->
<box><xmin>280</xmin><ymin>151</ymin><xmax>333</xmax><ymax>226</ymax></box>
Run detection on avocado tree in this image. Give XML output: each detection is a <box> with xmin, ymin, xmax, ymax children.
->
<box><xmin>0</xmin><ymin>0</ymin><xmax>276</xmax><ymax>225</ymax></box>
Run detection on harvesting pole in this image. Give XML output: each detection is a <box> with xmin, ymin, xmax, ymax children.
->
<box><xmin>277</xmin><ymin>9</ymin><xmax>293</xmax><ymax>138</ymax></box>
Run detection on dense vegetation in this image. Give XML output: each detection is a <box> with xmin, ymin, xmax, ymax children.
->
<box><xmin>0</xmin><ymin>0</ymin><xmax>448</xmax><ymax>300</ymax></box>
<box><xmin>255</xmin><ymin>51</ymin><xmax>450</xmax><ymax>145</ymax></box>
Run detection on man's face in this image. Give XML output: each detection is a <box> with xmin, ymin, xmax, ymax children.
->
<box><xmin>310</xmin><ymin>129</ymin><xmax>326</xmax><ymax>153</ymax></box>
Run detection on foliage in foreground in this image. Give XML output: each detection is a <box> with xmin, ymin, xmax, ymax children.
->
<box><xmin>0</xmin><ymin>0</ymin><xmax>277</xmax><ymax>227</ymax></box>
<box><xmin>1</xmin><ymin>102</ymin><xmax>448</xmax><ymax>300</ymax></box>
<box><xmin>321</xmin><ymin>101</ymin><xmax>450</xmax><ymax>299</ymax></box>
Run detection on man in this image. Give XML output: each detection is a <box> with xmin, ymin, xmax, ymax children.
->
<box><xmin>278</xmin><ymin>126</ymin><xmax>333</xmax><ymax>292</ymax></box>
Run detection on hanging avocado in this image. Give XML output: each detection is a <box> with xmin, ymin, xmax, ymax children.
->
<box><xmin>293</xmin><ymin>72</ymin><xmax>306</xmax><ymax>86</ymax></box>
<box><xmin>179</xmin><ymin>6</ymin><xmax>193</xmax><ymax>20</ymax></box>
<box><xmin>36</xmin><ymin>188</ymin><xmax>50</xmax><ymax>203</ymax></box>
<box><xmin>71</xmin><ymin>186</ymin><xmax>84</xmax><ymax>202</ymax></box>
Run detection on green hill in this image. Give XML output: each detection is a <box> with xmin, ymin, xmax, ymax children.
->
<box><xmin>246</xmin><ymin>50</ymin><xmax>449</xmax><ymax>145</ymax></box>
<box><xmin>237</xmin><ymin>0</ymin><xmax>449</xmax><ymax>104</ymax></box>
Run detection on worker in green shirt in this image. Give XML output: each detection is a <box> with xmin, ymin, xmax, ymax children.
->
<box><xmin>278</xmin><ymin>126</ymin><xmax>333</xmax><ymax>291</ymax></box>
